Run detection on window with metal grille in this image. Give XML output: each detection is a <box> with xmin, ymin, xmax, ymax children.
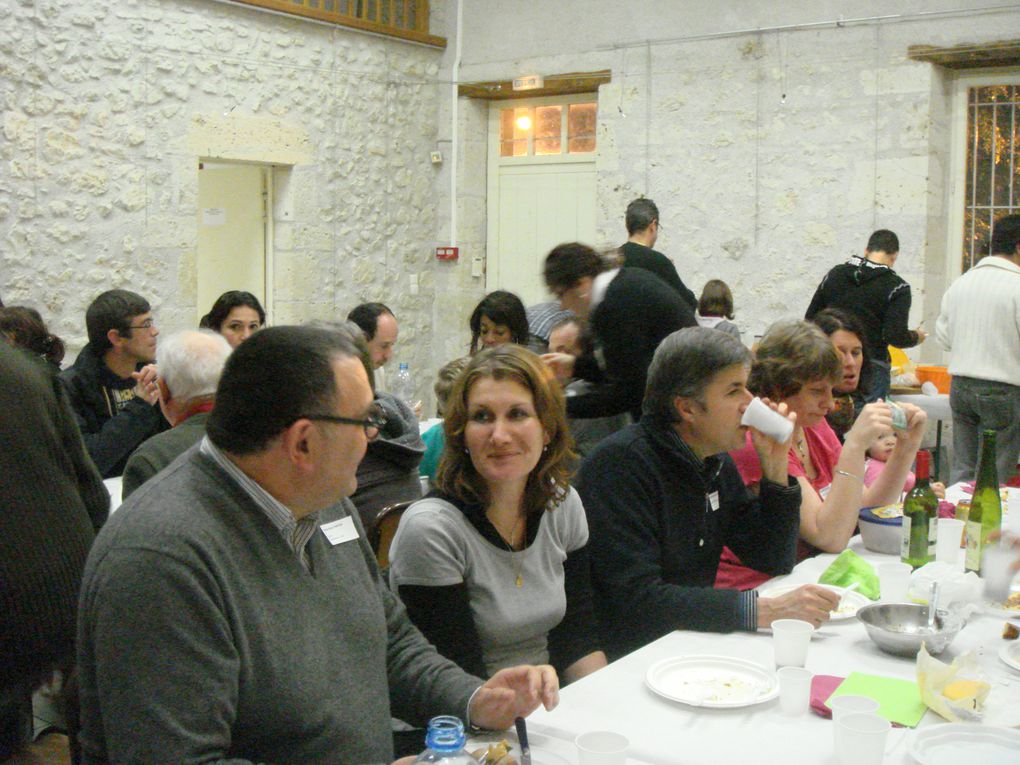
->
<box><xmin>228</xmin><ymin>1</ymin><xmax>444</xmax><ymax>48</ymax></box>
<box><xmin>963</xmin><ymin>85</ymin><xmax>1020</xmax><ymax>271</ymax></box>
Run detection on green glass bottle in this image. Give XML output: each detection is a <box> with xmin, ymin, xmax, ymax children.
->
<box><xmin>901</xmin><ymin>449</ymin><xmax>939</xmax><ymax>569</ymax></box>
<box><xmin>964</xmin><ymin>430</ymin><xmax>1003</xmax><ymax>575</ymax></box>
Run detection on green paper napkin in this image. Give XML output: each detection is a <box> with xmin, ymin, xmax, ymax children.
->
<box><xmin>826</xmin><ymin>672</ymin><xmax>927</xmax><ymax>728</ymax></box>
<box><xmin>818</xmin><ymin>549</ymin><xmax>880</xmax><ymax>600</ymax></box>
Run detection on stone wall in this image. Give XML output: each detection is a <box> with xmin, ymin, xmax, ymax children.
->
<box><xmin>442</xmin><ymin>1</ymin><xmax>1018</xmax><ymax>357</ymax></box>
<box><xmin>1</xmin><ymin>0</ymin><xmax>445</xmax><ymax>404</ymax></box>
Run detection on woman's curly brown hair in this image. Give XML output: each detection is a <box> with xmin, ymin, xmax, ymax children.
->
<box><xmin>748</xmin><ymin>320</ymin><xmax>841</xmax><ymax>400</ymax></box>
<box><xmin>436</xmin><ymin>345</ymin><xmax>575</xmax><ymax>517</ymax></box>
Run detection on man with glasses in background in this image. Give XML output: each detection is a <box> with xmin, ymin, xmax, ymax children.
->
<box><xmin>77</xmin><ymin>324</ymin><xmax>558</xmax><ymax>765</ymax></box>
<box><xmin>60</xmin><ymin>289</ymin><xmax>169</xmax><ymax>477</ymax></box>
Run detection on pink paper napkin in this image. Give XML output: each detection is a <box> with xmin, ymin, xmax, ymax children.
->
<box><xmin>809</xmin><ymin>674</ymin><xmax>844</xmax><ymax>718</ymax></box>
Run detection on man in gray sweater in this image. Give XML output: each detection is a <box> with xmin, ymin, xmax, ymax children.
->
<box><xmin>77</xmin><ymin>325</ymin><xmax>558</xmax><ymax>765</ymax></box>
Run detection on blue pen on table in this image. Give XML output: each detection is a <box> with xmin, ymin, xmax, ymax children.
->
<box><xmin>514</xmin><ymin>716</ymin><xmax>532</xmax><ymax>765</ymax></box>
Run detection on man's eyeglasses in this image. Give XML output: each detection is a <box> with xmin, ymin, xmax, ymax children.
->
<box><xmin>298</xmin><ymin>403</ymin><xmax>388</xmax><ymax>440</ymax></box>
<box><xmin>127</xmin><ymin>319</ymin><xmax>156</xmax><ymax>331</ymax></box>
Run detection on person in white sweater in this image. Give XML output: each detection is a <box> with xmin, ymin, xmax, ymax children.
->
<box><xmin>936</xmin><ymin>213</ymin><xmax>1020</xmax><ymax>483</ymax></box>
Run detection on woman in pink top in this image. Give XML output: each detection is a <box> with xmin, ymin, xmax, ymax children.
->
<box><xmin>717</xmin><ymin>321</ymin><xmax>927</xmax><ymax>589</ymax></box>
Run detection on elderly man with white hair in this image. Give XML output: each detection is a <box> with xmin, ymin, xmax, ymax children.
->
<box><xmin>121</xmin><ymin>330</ymin><xmax>232</xmax><ymax>498</ymax></box>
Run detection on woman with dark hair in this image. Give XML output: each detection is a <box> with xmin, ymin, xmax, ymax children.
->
<box><xmin>468</xmin><ymin>291</ymin><xmax>529</xmax><ymax>354</ymax></box>
<box><xmin>696</xmin><ymin>279</ymin><xmax>742</xmax><ymax>344</ymax></box>
<box><xmin>717</xmin><ymin>320</ymin><xmax>926</xmax><ymax>589</ymax></box>
<box><xmin>389</xmin><ymin>345</ymin><xmax>606</xmax><ymax>684</ymax></box>
<box><xmin>810</xmin><ymin>308</ymin><xmax>871</xmax><ymax>442</ymax></box>
<box><xmin>0</xmin><ymin>306</ymin><xmax>65</xmax><ymax>371</ymax></box>
<box><xmin>200</xmin><ymin>291</ymin><xmax>266</xmax><ymax>349</ymax></box>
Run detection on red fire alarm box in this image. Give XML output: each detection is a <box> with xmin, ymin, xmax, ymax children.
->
<box><xmin>436</xmin><ymin>246</ymin><xmax>459</xmax><ymax>261</ymax></box>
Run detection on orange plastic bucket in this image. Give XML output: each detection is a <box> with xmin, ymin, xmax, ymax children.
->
<box><xmin>915</xmin><ymin>365</ymin><xmax>951</xmax><ymax>394</ymax></box>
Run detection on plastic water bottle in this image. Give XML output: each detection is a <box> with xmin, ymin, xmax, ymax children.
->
<box><xmin>393</xmin><ymin>362</ymin><xmax>421</xmax><ymax>418</ymax></box>
<box><xmin>413</xmin><ymin>716</ymin><xmax>476</xmax><ymax>764</ymax></box>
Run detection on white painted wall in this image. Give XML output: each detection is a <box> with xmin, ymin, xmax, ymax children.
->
<box><xmin>436</xmin><ymin>0</ymin><xmax>1020</xmax><ymax>355</ymax></box>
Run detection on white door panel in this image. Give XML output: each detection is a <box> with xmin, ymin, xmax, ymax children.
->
<box><xmin>196</xmin><ymin>163</ymin><xmax>267</xmax><ymax>322</ymax></box>
<box><xmin>487</xmin><ymin>96</ymin><xmax>598</xmax><ymax>307</ymax></box>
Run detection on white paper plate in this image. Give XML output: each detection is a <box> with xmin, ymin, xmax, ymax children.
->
<box><xmin>644</xmin><ymin>655</ymin><xmax>778</xmax><ymax>708</ymax></box>
<box><xmin>909</xmin><ymin>723</ymin><xmax>1020</xmax><ymax>764</ymax></box>
<box><xmin>982</xmin><ymin>583</ymin><xmax>1020</xmax><ymax>618</ymax></box>
<box><xmin>758</xmin><ymin>583</ymin><xmax>871</xmax><ymax>621</ymax></box>
<box><xmin>999</xmin><ymin>640</ymin><xmax>1020</xmax><ymax>673</ymax></box>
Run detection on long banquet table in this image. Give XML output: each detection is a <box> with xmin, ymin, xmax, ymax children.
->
<box><xmin>527</xmin><ymin>538</ymin><xmax>1018</xmax><ymax>765</ymax></box>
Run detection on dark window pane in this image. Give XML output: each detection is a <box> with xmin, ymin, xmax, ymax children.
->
<box><xmin>973</xmin><ymin>105</ymin><xmax>994</xmax><ymax>207</ymax></box>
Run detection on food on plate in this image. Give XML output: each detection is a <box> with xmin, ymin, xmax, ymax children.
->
<box><xmin>1004</xmin><ymin>622</ymin><xmax>1020</xmax><ymax>640</ymax></box>
<box><xmin>1004</xmin><ymin>592</ymin><xmax>1020</xmax><ymax>612</ymax></box>
<box><xmin>941</xmin><ymin>679</ymin><xmax>991</xmax><ymax>711</ymax></box>
<box><xmin>471</xmin><ymin>740</ymin><xmax>518</xmax><ymax>765</ymax></box>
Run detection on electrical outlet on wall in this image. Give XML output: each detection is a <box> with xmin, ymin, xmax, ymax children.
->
<box><xmin>409</xmin><ymin>274</ymin><xmax>419</xmax><ymax>295</ymax></box>
<box><xmin>471</xmin><ymin>256</ymin><xmax>484</xmax><ymax>278</ymax></box>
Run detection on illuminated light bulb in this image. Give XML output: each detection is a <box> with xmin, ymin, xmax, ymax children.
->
<box><xmin>515</xmin><ymin>115</ymin><xmax>532</xmax><ymax>131</ymax></box>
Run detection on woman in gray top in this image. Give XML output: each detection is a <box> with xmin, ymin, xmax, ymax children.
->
<box><xmin>389</xmin><ymin>345</ymin><xmax>606</xmax><ymax>683</ymax></box>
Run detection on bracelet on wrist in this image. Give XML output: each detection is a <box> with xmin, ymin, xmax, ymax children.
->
<box><xmin>835</xmin><ymin>468</ymin><xmax>863</xmax><ymax>482</ymax></box>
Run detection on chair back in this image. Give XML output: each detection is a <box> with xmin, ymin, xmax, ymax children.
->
<box><xmin>369</xmin><ymin>500</ymin><xmax>413</xmax><ymax>569</ymax></box>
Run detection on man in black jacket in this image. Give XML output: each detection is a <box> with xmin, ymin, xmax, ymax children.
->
<box><xmin>579</xmin><ymin>327</ymin><xmax>838</xmax><ymax>660</ymax></box>
<box><xmin>542</xmin><ymin>242</ymin><xmax>697</xmax><ymax>421</ymax></box>
<box><xmin>60</xmin><ymin>289</ymin><xmax>168</xmax><ymax>478</ymax></box>
<box><xmin>0</xmin><ymin>342</ymin><xmax>108</xmax><ymax>758</ymax></box>
<box><xmin>805</xmin><ymin>229</ymin><xmax>926</xmax><ymax>401</ymax></box>
<box><xmin>618</xmin><ymin>197</ymin><xmax>697</xmax><ymax>310</ymax></box>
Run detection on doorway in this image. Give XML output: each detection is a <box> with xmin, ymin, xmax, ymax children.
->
<box><xmin>486</xmin><ymin>95</ymin><xmax>598</xmax><ymax>306</ymax></box>
<box><xmin>196</xmin><ymin>161</ymin><xmax>271</xmax><ymax>323</ymax></box>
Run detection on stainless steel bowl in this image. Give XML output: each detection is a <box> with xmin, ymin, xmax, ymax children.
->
<box><xmin>856</xmin><ymin>603</ymin><xmax>963</xmax><ymax>657</ymax></box>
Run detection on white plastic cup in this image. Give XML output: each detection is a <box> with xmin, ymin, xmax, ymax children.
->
<box><xmin>828</xmin><ymin>694</ymin><xmax>880</xmax><ymax>722</ymax></box>
<box><xmin>575</xmin><ymin>731</ymin><xmax>629</xmax><ymax>765</ymax></box>
<box><xmin>777</xmin><ymin>666</ymin><xmax>812</xmax><ymax>716</ymax></box>
<box><xmin>877</xmin><ymin>561</ymin><xmax>912</xmax><ymax>602</ymax></box>
<box><xmin>772</xmin><ymin>618</ymin><xmax>814</xmax><ymax>668</ymax></box>
<box><xmin>935</xmin><ymin>518</ymin><xmax>965</xmax><ymax>567</ymax></box>
<box><xmin>983</xmin><ymin>542</ymin><xmax>1018</xmax><ymax>603</ymax></box>
<box><xmin>834</xmin><ymin>711</ymin><xmax>891</xmax><ymax>765</ymax></box>
<box><xmin>741</xmin><ymin>397</ymin><xmax>794</xmax><ymax>443</ymax></box>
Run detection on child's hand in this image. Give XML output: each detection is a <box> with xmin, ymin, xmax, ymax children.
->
<box><xmin>932</xmin><ymin>481</ymin><xmax>946</xmax><ymax>499</ymax></box>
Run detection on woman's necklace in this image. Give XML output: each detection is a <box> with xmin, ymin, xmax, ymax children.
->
<box><xmin>493</xmin><ymin>514</ymin><xmax>525</xmax><ymax>588</ymax></box>
<box><xmin>794</xmin><ymin>435</ymin><xmax>809</xmax><ymax>464</ymax></box>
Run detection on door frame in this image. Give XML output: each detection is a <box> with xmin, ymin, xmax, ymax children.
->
<box><xmin>485</xmin><ymin>93</ymin><xmax>598</xmax><ymax>294</ymax></box>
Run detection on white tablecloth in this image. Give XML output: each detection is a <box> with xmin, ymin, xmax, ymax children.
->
<box><xmin>528</xmin><ymin>539</ymin><xmax>1018</xmax><ymax>764</ymax></box>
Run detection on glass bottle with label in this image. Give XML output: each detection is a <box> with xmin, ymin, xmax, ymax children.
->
<box><xmin>901</xmin><ymin>449</ymin><xmax>939</xmax><ymax>569</ymax></box>
<box><xmin>964</xmin><ymin>430</ymin><xmax>1002</xmax><ymax>575</ymax></box>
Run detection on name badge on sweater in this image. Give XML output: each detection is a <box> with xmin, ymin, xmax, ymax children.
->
<box><xmin>707</xmin><ymin>491</ymin><xmax>720</xmax><ymax>511</ymax></box>
<box><xmin>320</xmin><ymin>517</ymin><xmax>359</xmax><ymax>546</ymax></box>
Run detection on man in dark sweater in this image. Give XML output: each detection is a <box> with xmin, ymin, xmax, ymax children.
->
<box><xmin>618</xmin><ymin>197</ymin><xmax>697</xmax><ymax>310</ymax></box>
<box><xmin>60</xmin><ymin>289</ymin><xmax>168</xmax><ymax>477</ymax></box>
<box><xmin>0</xmin><ymin>343</ymin><xmax>108</xmax><ymax>759</ymax></box>
<box><xmin>542</xmin><ymin>242</ymin><xmax>697</xmax><ymax>420</ymax></box>
<box><xmin>122</xmin><ymin>330</ymin><xmax>232</xmax><ymax>499</ymax></box>
<box><xmin>77</xmin><ymin>325</ymin><xmax>557</xmax><ymax>765</ymax></box>
<box><xmin>579</xmin><ymin>328</ymin><xmax>839</xmax><ymax>660</ymax></box>
<box><xmin>805</xmin><ymin>229</ymin><xmax>926</xmax><ymax>401</ymax></box>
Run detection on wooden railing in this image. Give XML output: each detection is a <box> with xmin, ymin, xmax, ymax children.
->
<box><xmin>228</xmin><ymin>0</ymin><xmax>446</xmax><ymax>48</ymax></box>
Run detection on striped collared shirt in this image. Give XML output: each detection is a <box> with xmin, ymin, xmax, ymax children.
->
<box><xmin>200</xmin><ymin>436</ymin><xmax>320</xmax><ymax>572</ymax></box>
